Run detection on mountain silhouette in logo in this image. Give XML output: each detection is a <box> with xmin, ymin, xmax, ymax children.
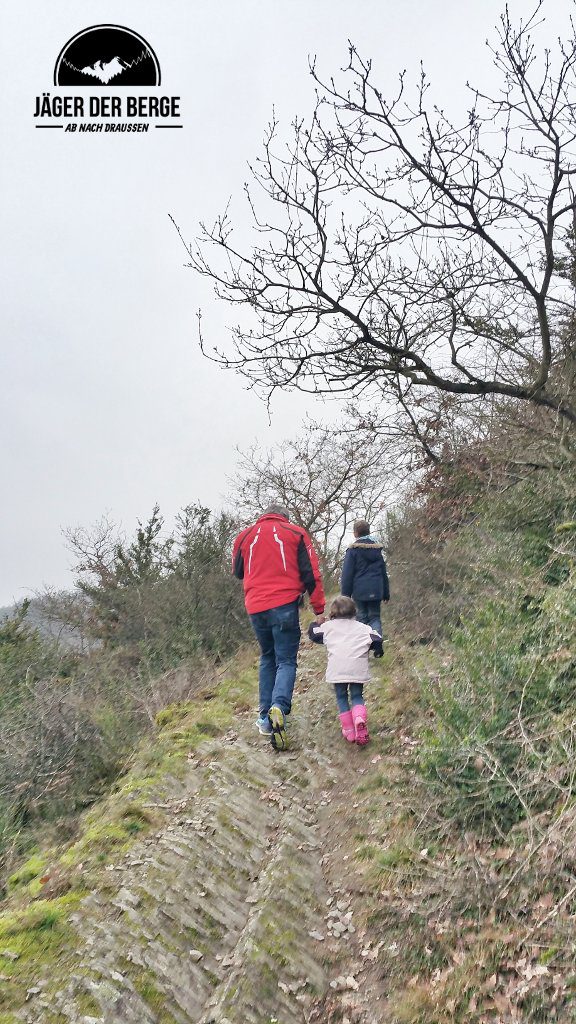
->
<box><xmin>80</xmin><ymin>56</ymin><xmax>130</xmax><ymax>84</ymax></box>
<box><xmin>54</xmin><ymin>26</ymin><xmax>160</xmax><ymax>86</ymax></box>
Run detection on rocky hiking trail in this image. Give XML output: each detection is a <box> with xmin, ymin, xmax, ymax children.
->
<box><xmin>12</xmin><ymin>644</ymin><xmax>402</xmax><ymax>1024</ymax></box>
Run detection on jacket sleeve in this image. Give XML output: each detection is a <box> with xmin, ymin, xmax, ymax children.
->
<box><xmin>381</xmin><ymin>557</ymin><xmax>390</xmax><ymax>601</ymax></box>
<box><xmin>307</xmin><ymin>621</ymin><xmax>325</xmax><ymax>644</ymax></box>
<box><xmin>232</xmin><ymin>528</ymin><xmax>249</xmax><ymax>579</ymax></box>
<box><xmin>297</xmin><ymin>533</ymin><xmax>325</xmax><ymax>615</ymax></box>
<box><xmin>369</xmin><ymin>629</ymin><xmax>384</xmax><ymax>657</ymax></box>
<box><xmin>340</xmin><ymin>548</ymin><xmax>355</xmax><ymax>597</ymax></box>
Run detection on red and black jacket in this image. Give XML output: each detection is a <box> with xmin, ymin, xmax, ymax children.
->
<box><xmin>232</xmin><ymin>513</ymin><xmax>325</xmax><ymax>615</ymax></box>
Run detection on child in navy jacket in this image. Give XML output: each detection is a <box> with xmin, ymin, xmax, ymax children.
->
<box><xmin>340</xmin><ymin>520</ymin><xmax>390</xmax><ymax>637</ymax></box>
<box><xmin>308</xmin><ymin>596</ymin><xmax>383</xmax><ymax>745</ymax></box>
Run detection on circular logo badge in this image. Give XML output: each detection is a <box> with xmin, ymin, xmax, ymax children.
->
<box><xmin>54</xmin><ymin>25</ymin><xmax>160</xmax><ymax>86</ymax></box>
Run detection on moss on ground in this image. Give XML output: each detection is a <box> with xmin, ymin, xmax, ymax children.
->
<box><xmin>7</xmin><ymin>854</ymin><xmax>47</xmax><ymax>892</ymax></box>
<box><xmin>59</xmin><ymin>800</ymin><xmax>159</xmax><ymax>870</ymax></box>
<box><xmin>118</xmin><ymin>961</ymin><xmax>180</xmax><ymax>1023</ymax></box>
<box><xmin>72</xmin><ymin>990</ymin><xmax>101</xmax><ymax>1016</ymax></box>
<box><xmin>131</xmin><ymin>967</ymin><xmax>165</xmax><ymax>1006</ymax></box>
<box><xmin>0</xmin><ymin>894</ymin><xmax>84</xmax><ymax>1013</ymax></box>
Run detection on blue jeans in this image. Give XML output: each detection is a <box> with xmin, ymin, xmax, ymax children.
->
<box><xmin>334</xmin><ymin>683</ymin><xmax>365</xmax><ymax>713</ymax></box>
<box><xmin>355</xmin><ymin>599</ymin><xmax>382</xmax><ymax>636</ymax></box>
<box><xmin>248</xmin><ymin>600</ymin><xmax>301</xmax><ymax>717</ymax></box>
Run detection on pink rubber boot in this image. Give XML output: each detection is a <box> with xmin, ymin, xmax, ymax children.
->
<box><xmin>352</xmin><ymin>704</ymin><xmax>369</xmax><ymax>745</ymax></box>
<box><xmin>339</xmin><ymin>710</ymin><xmax>356</xmax><ymax>742</ymax></box>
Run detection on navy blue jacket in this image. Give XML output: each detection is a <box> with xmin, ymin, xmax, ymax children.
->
<box><xmin>340</xmin><ymin>538</ymin><xmax>390</xmax><ymax>603</ymax></box>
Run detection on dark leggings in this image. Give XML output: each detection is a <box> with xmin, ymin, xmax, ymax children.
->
<box><xmin>334</xmin><ymin>683</ymin><xmax>365</xmax><ymax>713</ymax></box>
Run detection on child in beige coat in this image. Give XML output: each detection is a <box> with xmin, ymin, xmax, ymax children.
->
<box><xmin>308</xmin><ymin>596</ymin><xmax>383</xmax><ymax>745</ymax></box>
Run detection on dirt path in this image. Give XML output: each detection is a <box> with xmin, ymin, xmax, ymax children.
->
<box><xmin>19</xmin><ymin>644</ymin><xmax>393</xmax><ymax>1024</ymax></box>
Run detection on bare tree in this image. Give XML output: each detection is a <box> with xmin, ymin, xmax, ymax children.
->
<box><xmin>230</xmin><ymin>421</ymin><xmax>394</xmax><ymax>570</ymax></box>
<box><xmin>173</xmin><ymin>4</ymin><xmax>576</xmax><ymax>430</ymax></box>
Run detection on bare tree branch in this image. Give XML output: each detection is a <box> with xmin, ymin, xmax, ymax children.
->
<box><xmin>173</xmin><ymin>6</ymin><xmax>576</xmax><ymax>426</ymax></box>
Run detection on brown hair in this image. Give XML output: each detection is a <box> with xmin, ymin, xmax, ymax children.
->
<box><xmin>329</xmin><ymin>595</ymin><xmax>357</xmax><ymax>619</ymax></box>
<box><xmin>353</xmin><ymin>519</ymin><xmax>370</xmax><ymax>537</ymax></box>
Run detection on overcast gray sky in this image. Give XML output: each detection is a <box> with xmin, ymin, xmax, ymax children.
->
<box><xmin>0</xmin><ymin>0</ymin><xmax>570</xmax><ymax>605</ymax></box>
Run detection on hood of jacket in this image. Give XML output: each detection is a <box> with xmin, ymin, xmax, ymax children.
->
<box><xmin>349</xmin><ymin>537</ymin><xmax>383</xmax><ymax>557</ymax></box>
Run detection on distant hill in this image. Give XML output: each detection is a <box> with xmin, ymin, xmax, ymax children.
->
<box><xmin>0</xmin><ymin>598</ymin><xmax>85</xmax><ymax>648</ymax></box>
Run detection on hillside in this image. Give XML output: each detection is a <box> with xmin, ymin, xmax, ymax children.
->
<box><xmin>0</xmin><ymin>601</ymin><xmax>83</xmax><ymax>650</ymax></box>
<box><xmin>2</xmin><ymin>626</ymin><xmax>575</xmax><ymax>1023</ymax></box>
<box><xmin>1</xmin><ymin>646</ymin><xmax>394</xmax><ymax>1024</ymax></box>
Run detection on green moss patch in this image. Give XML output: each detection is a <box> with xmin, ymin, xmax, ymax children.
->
<box><xmin>0</xmin><ymin>894</ymin><xmax>83</xmax><ymax>1012</ymax></box>
<box><xmin>7</xmin><ymin>854</ymin><xmax>48</xmax><ymax>893</ymax></box>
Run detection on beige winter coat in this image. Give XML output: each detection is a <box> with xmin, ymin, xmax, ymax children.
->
<box><xmin>308</xmin><ymin>617</ymin><xmax>382</xmax><ymax>685</ymax></box>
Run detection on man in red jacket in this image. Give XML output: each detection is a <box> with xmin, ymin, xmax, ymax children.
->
<box><xmin>232</xmin><ymin>505</ymin><xmax>325</xmax><ymax>750</ymax></box>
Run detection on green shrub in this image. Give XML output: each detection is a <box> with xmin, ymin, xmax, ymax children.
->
<box><xmin>420</xmin><ymin>570</ymin><xmax>576</xmax><ymax>831</ymax></box>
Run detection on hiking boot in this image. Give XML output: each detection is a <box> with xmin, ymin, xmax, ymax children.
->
<box><xmin>339</xmin><ymin>710</ymin><xmax>356</xmax><ymax>742</ymax></box>
<box><xmin>352</xmin><ymin>703</ymin><xmax>370</xmax><ymax>746</ymax></box>
<box><xmin>255</xmin><ymin>714</ymin><xmax>273</xmax><ymax>736</ymax></box>
<box><xmin>268</xmin><ymin>706</ymin><xmax>288</xmax><ymax>751</ymax></box>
